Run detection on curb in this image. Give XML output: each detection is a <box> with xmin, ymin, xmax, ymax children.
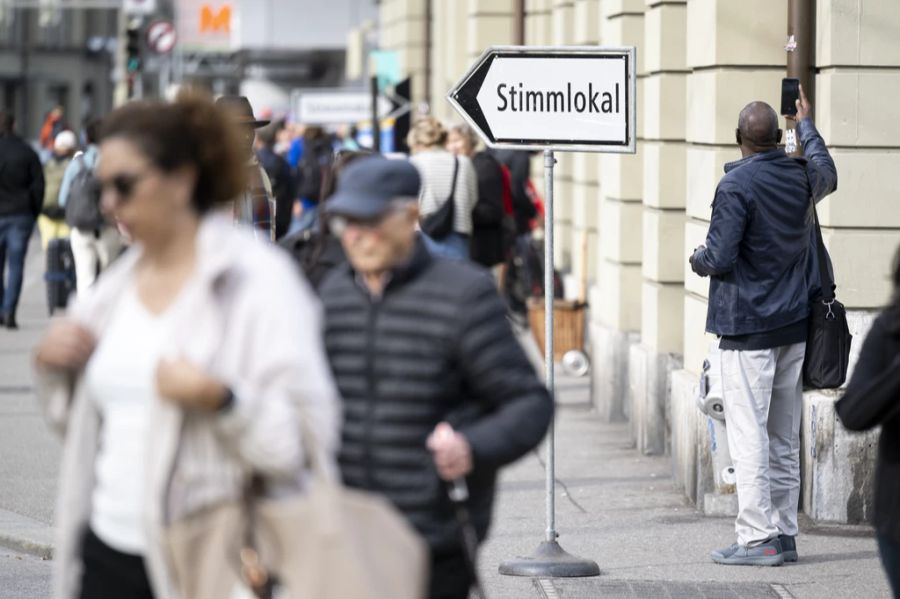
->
<box><xmin>0</xmin><ymin>509</ymin><xmax>54</xmax><ymax>560</ymax></box>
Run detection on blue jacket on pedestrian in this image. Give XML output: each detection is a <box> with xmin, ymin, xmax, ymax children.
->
<box><xmin>690</xmin><ymin>119</ymin><xmax>838</xmax><ymax>337</ymax></box>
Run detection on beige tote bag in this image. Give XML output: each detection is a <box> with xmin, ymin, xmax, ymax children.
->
<box><xmin>165</xmin><ymin>442</ymin><xmax>429</xmax><ymax>599</ymax></box>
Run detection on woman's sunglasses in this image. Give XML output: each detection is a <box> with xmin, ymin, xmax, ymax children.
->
<box><xmin>92</xmin><ymin>170</ymin><xmax>152</xmax><ymax>203</ymax></box>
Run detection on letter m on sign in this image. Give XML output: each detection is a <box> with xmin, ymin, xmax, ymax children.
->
<box><xmin>200</xmin><ymin>4</ymin><xmax>231</xmax><ymax>33</ymax></box>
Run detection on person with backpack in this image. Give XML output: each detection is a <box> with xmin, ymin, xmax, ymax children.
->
<box><xmin>38</xmin><ymin>130</ymin><xmax>77</xmax><ymax>250</ymax></box>
<box><xmin>61</xmin><ymin>119</ymin><xmax>123</xmax><ymax>294</ymax></box>
<box><xmin>0</xmin><ymin>109</ymin><xmax>44</xmax><ymax>329</ymax></box>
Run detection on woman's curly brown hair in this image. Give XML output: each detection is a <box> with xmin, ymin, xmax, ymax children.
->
<box><xmin>99</xmin><ymin>88</ymin><xmax>247</xmax><ymax>214</ymax></box>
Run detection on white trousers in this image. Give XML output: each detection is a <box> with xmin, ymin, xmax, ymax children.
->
<box><xmin>70</xmin><ymin>226</ymin><xmax>122</xmax><ymax>293</ymax></box>
<box><xmin>720</xmin><ymin>342</ymin><xmax>806</xmax><ymax>547</ymax></box>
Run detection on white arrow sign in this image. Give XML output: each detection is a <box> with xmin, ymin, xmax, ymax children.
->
<box><xmin>293</xmin><ymin>90</ymin><xmax>394</xmax><ymax>126</ymax></box>
<box><xmin>123</xmin><ymin>0</ymin><xmax>157</xmax><ymax>15</ymax></box>
<box><xmin>448</xmin><ymin>46</ymin><xmax>636</xmax><ymax>153</ymax></box>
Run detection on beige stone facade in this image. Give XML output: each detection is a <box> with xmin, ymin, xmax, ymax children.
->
<box><xmin>374</xmin><ymin>0</ymin><xmax>895</xmax><ymax>523</ymax></box>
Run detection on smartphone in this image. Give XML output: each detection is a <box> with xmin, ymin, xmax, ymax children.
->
<box><xmin>781</xmin><ymin>78</ymin><xmax>800</xmax><ymax>116</ymax></box>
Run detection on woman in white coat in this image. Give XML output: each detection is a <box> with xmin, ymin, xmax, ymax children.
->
<box><xmin>32</xmin><ymin>91</ymin><xmax>340</xmax><ymax>599</ymax></box>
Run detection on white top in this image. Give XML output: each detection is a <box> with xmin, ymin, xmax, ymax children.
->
<box><xmin>410</xmin><ymin>150</ymin><xmax>478</xmax><ymax>235</ymax></box>
<box><xmin>85</xmin><ymin>285</ymin><xmax>175</xmax><ymax>554</ymax></box>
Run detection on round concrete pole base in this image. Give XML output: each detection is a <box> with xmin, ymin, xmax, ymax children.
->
<box><xmin>498</xmin><ymin>541</ymin><xmax>600</xmax><ymax>578</ymax></box>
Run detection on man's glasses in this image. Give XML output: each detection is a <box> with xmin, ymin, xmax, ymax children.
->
<box><xmin>329</xmin><ymin>214</ymin><xmax>384</xmax><ymax>237</ymax></box>
<box><xmin>328</xmin><ymin>206</ymin><xmax>408</xmax><ymax>237</ymax></box>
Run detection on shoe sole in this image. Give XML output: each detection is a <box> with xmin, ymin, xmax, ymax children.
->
<box><xmin>712</xmin><ymin>555</ymin><xmax>785</xmax><ymax>567</ymax></box>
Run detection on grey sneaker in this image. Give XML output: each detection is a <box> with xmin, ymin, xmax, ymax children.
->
<box><xmin>711</xmin><ymin>538</ymin><xmax>784</xmax><ymax>566</ymax></box>
<box><xmin>779</xmin><ymin>535</ymin><xmax>798</xmax><ymax>562</ymax></box>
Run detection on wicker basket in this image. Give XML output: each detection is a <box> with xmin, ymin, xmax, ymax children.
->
<box><xmin>527</xmin><ymin>297</ymin><xmax>587</xmax><ymax>362</ymax></box>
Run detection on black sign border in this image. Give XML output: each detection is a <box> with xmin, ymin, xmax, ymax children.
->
<box><xmin>448</xmin><ymin>46</ymin><xmax>636</xmax><ymax>153</ymax></box>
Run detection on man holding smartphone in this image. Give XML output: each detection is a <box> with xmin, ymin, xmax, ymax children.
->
<box><xmin>689</xmin><ymin>86</ymin><xmax>837</xmax><ymax>566</ymax></box>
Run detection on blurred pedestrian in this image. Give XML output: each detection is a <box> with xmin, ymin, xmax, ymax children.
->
<box><xmin>292</xmin><ymin>126</ymin><xmax>335</xmax><ymax>234</ymax></box>
<box><xmin>256</xmin><ymin>122</ymin><xmax>295</xmax><ymax>240</ymax></box>
<box><xmin>40</xmin><ymin>105</ymin><xmax>66</xmax><ymax>152</ymax></box>
<box><xmin>61</xmin><ymin>118</ymin><xmax>123</xmax><ymax>294</ymax></box>
<box><xmin>279</xmin><ymin>148</ymin><xmax>372</xmax><ymax>288</ymax></box>
<box><xmin>490</xmin><ymin>149</ymin><xmax>537</xmax><ymax>239</ymax></box>
<box><xmin>691</xmin><ymin>86</ymin><xmax>837</xmax><ymax>566</ymax></box>
<box><xmin>447</xmin><ymin>122</ymin><xmax>512</xmax><ymax>269</ymax></box>
<box><xmin>319</xmin><ymin>156</ymin><xmax>552</xmax><ymax>599</ymax></box>
<box><xmin>215</xmin><ymin>95</ymin><xmax>276</xmax><ymax>240</ymax></box>
<box><xmin>38</xmin><ymin>130</ymin><xmax>77</xmax><ymax>249</ymax></box>
<box><xmin>409</xmin><ymin>117</ymin><xmax>477</xmax><ymax>260</ymax></box>
<box><xmin>336</xmin><ymin>124</ymin><xmax>361</xmax><ymax>151</ymax></box>
<box><xmin>837</xmin><ymin>247</ymin><xmax>900</xmax><ymax>597</ymax></box>
<box><xmin>286</xmin><ymin>122</ymin><xmax>306</xmax><ymax>169</ymax></box>
<box><xmin>0</xmin><ymin>109</ymin><xmax>45</xmax><ymax>329</ymax></box>
<box><xmin>32</xmin><ymin>91</ymin><xmax>340</xmax><ymax>599</ymax></box>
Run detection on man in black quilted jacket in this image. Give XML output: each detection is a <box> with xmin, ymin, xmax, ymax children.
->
<box><xmin>319</xmin><ymin>156</ymin><xmax>552</xmax><ymax>599</ymax></box>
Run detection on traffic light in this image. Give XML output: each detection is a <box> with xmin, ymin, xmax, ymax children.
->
<box><xmin>126</xmin><ymin>23</ymin><xmax>141</xmax><ymax>74</ymax></box>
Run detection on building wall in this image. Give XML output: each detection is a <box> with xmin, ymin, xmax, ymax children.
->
<box><xmin>642</xmin><ymin>0</ymin><xmax>686</xmax><ymax>357</ymax></box>
<box><xmin>815</xmin><ymin>0</ymin><xmax>900</xmax><ymax>307</ymax></box>
<box><xmin>379</xmin><ymin>0</ymin><xmax>895</xmax><ymax>520</ymax></box>
<box><xmin>0</xmin><ymin>9</ymin><xmax>117</xmax><ymax>140</ymax></box>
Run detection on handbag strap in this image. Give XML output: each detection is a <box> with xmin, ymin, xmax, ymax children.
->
<box><xmin>807</xmin><ymin>168</ymin><xmax>835</xmax><ymax>301</ymax></box>
<box><xmin>445</xmin><ymin>155</ymin><xmax>459</xmax><ymax>216</ymax></box>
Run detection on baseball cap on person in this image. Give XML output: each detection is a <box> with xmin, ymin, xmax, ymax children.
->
<box><xmin>325</xmin><ymin>156</ymin><xmax>421</xmax><ymax>219</ymax></box>
<box><xmin>54</xmin><ymin>130</ymin><xmax>77</xmax><ymax>152</ymax></box>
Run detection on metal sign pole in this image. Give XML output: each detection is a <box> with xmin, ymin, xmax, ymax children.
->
<box><xmin>447</xmin><ymin>44</ymin><xmax>637</xmax><ymax>581</ymax></box>
<box><xmin>498</xmin><ymin>150</ymin><xmax>600</xmax><ymax>578</ymax></box>
<box><xmin>543</xmin><ymin>149</ymin><xmax>557</xmax><ymax>544</ymax></box>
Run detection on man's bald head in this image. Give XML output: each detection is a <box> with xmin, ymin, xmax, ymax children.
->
<box><xmin>737</xmin><ymin>102</ymin><xmax>780</xmax><ymax>150</ymax></box>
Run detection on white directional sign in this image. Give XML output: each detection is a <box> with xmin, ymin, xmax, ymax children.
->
<box><xmin>293</xmin><ymin>90</ymin><xmax>392</xmax><ymax>125</ymax></box>
<box><xmin>448</xmin><ymin>46</ymin><xmax>636</xmax><ymax>153</ymax></box>
<box><xmin>124</xmin><ymin>0</ymin><xmax>157</xmax><ymax>15</ymax></box>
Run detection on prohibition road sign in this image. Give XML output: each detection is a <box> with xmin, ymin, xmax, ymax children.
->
<box><xmin>146</xmin><ymin>20</ymin><xmax>177</xmax><ymax>55</ymax></box>
<box><xmin>447</xmin><ymin>46</ymin><xmax>637</xmax><ymax>154</ymax></box>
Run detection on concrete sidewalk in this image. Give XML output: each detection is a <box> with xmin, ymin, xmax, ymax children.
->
<box><xmin>0</xmin><ymin>236</ymin><xmax>891</xmax><ymax>598</ymax></box>
<box><xmin>477</xmin><ymin>375</ymin><xmax>891</xmax><ymax>598</ymax></box>
<box><xmin>0</xmin><ymin>234</ymin><xmax>58</xmax><ymax>565</ymax></box>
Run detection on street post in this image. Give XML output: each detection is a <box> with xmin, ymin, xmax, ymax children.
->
<box><xmin>448</xmin><ymin>45</ymin><xmax>637</xmax><ymax>578</ymax></box>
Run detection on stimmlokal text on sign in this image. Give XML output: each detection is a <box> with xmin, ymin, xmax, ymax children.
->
<box><xmin>448</xmin><ymin>46</ymin><xmax>636</xmax><ymax>579</ymax></box>
<box><xmin>448</xmin><ymin>45</ymin><xmax>636</xmax><ymax>153</ymax></box>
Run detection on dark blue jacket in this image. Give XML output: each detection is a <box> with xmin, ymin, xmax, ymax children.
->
<box><xmin>256</xmin><ymin>146</ymin><xmax>295</xmax><ymax>240</ymax></box>
<box><xmin>690</xmin><ymin>119</ymin><xmax>837</xmax><ymax>336</ymax></box>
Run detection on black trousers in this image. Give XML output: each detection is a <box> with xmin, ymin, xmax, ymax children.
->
<box><xmin>428</xmin><ymin>551</ymin><xmax>474</xmax><ymax>599</ymax></box>
<box><xmin>79</xmin><ymin>528</ymin><xmax>154</xmax><ymax>599</ymax></box>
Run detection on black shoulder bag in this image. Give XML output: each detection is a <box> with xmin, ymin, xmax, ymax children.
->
<box><xmin>803</xmin><ymin>190</ymin><xmax>852</xmax><ymax>389</ymax></box>
<box><xmin>420</xmin><ymin>156</ymin><xmax>459</xmax><ymax>240</ymax></box>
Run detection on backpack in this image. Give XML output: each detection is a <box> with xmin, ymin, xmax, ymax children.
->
<box><xmin>65</xmin><ymin>153</ymin><xmax>105</xmax><ymax>231</ymax></box>
<box><xmin>278</xmin><ymin>228</ymin><xmax>346</xmax><ymax>289</ymax></box>
<box><xmin>296</xmin><ymin>140</ymin><xmax>334</xmax><ymax>202</ymax></box>
<box><xmin>41</xmin><ymin>157</ymin><xmax>71</xmax><ymax>220</ymax></box>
